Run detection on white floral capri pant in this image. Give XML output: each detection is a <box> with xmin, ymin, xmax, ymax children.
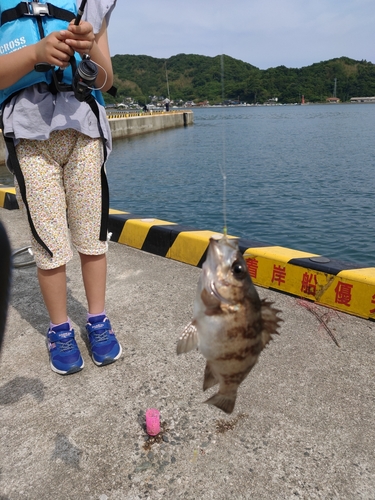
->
<box><xmin>15</xmin><ymin>129</ymin><xmax>108</xmax><ymax>270</ymax></box>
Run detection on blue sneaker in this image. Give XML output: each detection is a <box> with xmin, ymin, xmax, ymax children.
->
<box><xmin>47</xmin><ymin>323</ymin><xmax>84</xmax><ymax>375</ymax></box>
<box><xmin>86</xmin><ymin>315</ymin><xmax>122</xmax><ymax>366</ymax></box>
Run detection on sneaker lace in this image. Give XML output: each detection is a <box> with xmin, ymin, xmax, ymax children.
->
<box><xmin>57</xmin><ymin>338</ymin><xmax>76</xmax><ymax>352</ymax></box>
<box><xmin>92</xmin><ymin>330</ymin><xmax>109</xmax><ymax>343</ymax></box>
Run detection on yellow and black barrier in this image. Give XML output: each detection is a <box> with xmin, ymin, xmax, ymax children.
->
<box><xmin>0</xmin><ymin>186</ymin><xmax>17</xmax><ymax>210</ymax></box>
<box><xmin>2</xmin><ymin>185</ymin><xmax>375</xmax><ymax>320</ymax></box>
<box><xmin>108</xmin><ymin>211</ymin><xmax>375</xmax><ymax>320</ymax></box>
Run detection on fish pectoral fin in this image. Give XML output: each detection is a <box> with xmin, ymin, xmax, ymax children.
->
<box><xmin>176</xmin><ymin>322</ymin><xmax>198</xmax><ymax>355</ymax></box>
<box><xmin>204</xmin><ymin>392</ymin><xmax>237</xmax><ymax>414</ymax></box>
<box><xmin>203</xmin><ymin>362</ymin><xmax>219</xmax><ymax>391</ymax></box>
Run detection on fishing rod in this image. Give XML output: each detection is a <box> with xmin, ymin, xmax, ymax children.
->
<box><xmin>75</xmin><ymin>0</ymin><xmax>87</xmax><ymax>25</ymax></box>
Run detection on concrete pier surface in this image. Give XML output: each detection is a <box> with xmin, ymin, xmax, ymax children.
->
<box><xmin>1</xmin><ymin>207</ymin><xmax>375</xmax><ymax>500</ymax></box>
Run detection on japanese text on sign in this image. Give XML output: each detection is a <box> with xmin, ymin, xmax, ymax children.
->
<box><xmin>246</xmin><ymin>258</ymin><xmax>258</xmax><ymax>279</ymax></box>
<box><xmin>334</xmin><ymin>281</ymin><xmax>353</xmax><ymax>307</ymax></box>
<box><xmin>301</xmin><ymin>272</ymin><xmax>318</xmax><ymax>296</ymax></box>
<box><xmin>272</xmin><ymin>265</ymin><xmax>286</xmax><ymax>286</ymax></box>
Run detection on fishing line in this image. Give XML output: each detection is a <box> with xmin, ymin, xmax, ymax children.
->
<box><xmin>87</xmin><ymin>60</ymin><xmax>108</xmax><ymax>91</ymax></box>
<box><xmin>219</xmin><ymin>53</ymin><xmax>228</xmax><ymax>237</ymax></box>
<box><xmin>218</xmin><ymin>0</ymin><xmax>231</xmax><ymax>238</ymax></box>
<box><xmin>217</xmin><ymin>0</ymin><xmax>229</xmax><ymax>237</ymax></box>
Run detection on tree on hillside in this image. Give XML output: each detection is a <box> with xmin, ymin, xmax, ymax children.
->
<box><xmin>108</xmin><ymin>55</ymin><xmax>375</xmax><ymax>105</ymax></box>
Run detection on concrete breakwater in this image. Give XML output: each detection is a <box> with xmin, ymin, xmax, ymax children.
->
<box><xmin>0</xmin><ymin>110</ymin><xmax>193</xmax><ymax>165</ymax></box>
<box><xmin>108</xmin><ymin>109</ymin><xmax>193</xmax><ymax>140</ymax></box>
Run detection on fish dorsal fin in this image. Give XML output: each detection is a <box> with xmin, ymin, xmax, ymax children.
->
<box><xmin>203</xmin><ymin>361</ymin><xmax>219</xmax><ymax>391</ymax></box>
<box><xmin>176</xmin><ymin>321</ymin><xmax>198</xmax><ymax>354</ymax></box>
<box><xmin>260</xmin><ymin>299</ymin><xmax>282</xmax><ymax>347</ymax></box>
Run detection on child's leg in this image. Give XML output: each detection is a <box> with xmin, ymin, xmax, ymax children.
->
<box><xmin>37</xmin><ymin>265</ymin><xmax>68</xmax><ymax>325</ymax></box>
<box><xmin>64</xmin><ymin>133</ymin><xmax>121</xmax><ymax>366</ymax></box>
<box><xmin>63</xmin><ymin>133</ymin><xmax>108</xmax><ymax>308</ymax></box>
<box><xmin>79</xmin><ymin>253</ymin><xmax>107</xmax><ymax>315</ymax></box>
<box><xmin>15</xmin><ymin>131</ymin><xmax>84</xmax><ymax>374</ymax></box>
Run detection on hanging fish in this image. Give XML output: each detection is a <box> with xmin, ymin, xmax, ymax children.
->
<box><xmin>177</xmin><ymin>235</ymin><xmax>282</xmax><ymax>414</ymax></box>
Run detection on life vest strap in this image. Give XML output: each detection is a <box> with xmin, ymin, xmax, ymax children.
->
<box><xmin>85</xmin><ymin>94</ymin><xmax>110</xmax><ymax>243</ymax></box>
<box><xmin>1</xmin><ymin>2</ymin><xmax>74</xmax><ymax>26</ymax></box>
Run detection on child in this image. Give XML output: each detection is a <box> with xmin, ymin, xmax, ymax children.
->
<box><xmin>0</xmin><ymin>0</ymin><xmax>121</xmax><ymax>374</ymax></box>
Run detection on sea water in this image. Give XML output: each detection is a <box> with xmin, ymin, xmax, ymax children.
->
<box><xmin>1</xmin><ymin>104</ymin><xmax>374</xmax><ymax>266</ymax></box>
<box><xmin>108</xmin><ymin>104</ymin><xmax>375</xmax><ymax>266</ymax></box>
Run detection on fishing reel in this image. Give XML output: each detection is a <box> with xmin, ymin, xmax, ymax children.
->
<box><xmin>34</xmin><ymin>54</ymin><xmax>98</xmax><ymax>102</ymax></box>
<box><xmin>72</xmin><ymin>54</ymin><xmax>98</xmax><ymax>102</ymax></box>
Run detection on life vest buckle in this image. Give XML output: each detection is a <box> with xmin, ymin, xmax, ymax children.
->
<box><xmin>25</xmin><ymin>2</ymin><xmax>50</xmax><ymax>16</ymax></box>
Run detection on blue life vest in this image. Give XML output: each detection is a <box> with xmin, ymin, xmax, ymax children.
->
<box><xmin>0</xmin><ymin>0</ymin><xmax>104</xmax><ymax>105</ymax></box>
<box><xmin>0</xmin><ymin>1</ymin><xmax>109</xmax><ymax>257</ymax></box>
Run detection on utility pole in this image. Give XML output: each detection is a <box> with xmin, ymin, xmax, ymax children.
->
<box><xmin>165</xmin><ymin>61</ymin><xmax>170</xmax><ymax>101</ymax></box>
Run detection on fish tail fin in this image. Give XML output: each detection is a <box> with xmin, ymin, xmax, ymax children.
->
<box><xmin>204</xmin><ymin>392</ymin><xmax>237</xmax><ymax>414</ymax></box>
<box><xmin>203</xmin><ymin>362</ymin><xmax>219</xmax><ymax>391</ymax></box>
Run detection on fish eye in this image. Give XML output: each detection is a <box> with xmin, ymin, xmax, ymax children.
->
<box><xmin>231</xmin><ymin>260</ymin><xmax>246</xmax><ymax>279</ymax></box>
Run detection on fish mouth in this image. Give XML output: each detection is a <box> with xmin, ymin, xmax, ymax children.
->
<box><xmin>208</xmin><ymin>279</ymin><xmax>233</xmax><ymax>305</ymax></box>
<box><xmin>203</xmin><ymin>262</ymin><xmax>234</xmax><ymax>305</ymax></box>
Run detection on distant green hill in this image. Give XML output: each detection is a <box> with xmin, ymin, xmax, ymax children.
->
<box><xmin>109</xmin><ymin>54</ymin><xmax>375</xmax><ymax>105</ymax></box>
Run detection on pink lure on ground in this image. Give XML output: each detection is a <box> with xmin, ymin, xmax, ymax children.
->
<box><xmin>146</xmin><ymin>408</ymin><xmax>160</xmax><ymax>436</ymax></box>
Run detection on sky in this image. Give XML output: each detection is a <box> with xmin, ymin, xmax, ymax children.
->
<box><xmin>107</xmin><ymin>0</ymin><xmax>374</xmax><ymax>70</ymax></box>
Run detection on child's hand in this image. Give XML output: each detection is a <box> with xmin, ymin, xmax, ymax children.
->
<box><xmin>36</xmin><ymin>31</ymin><xmax>74</xmax><ymax>68</ymax></box>
<box><xmin>61</xmin><ymin>21</ymin><xmax>95</xmax><ymax>55</ymax></box>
